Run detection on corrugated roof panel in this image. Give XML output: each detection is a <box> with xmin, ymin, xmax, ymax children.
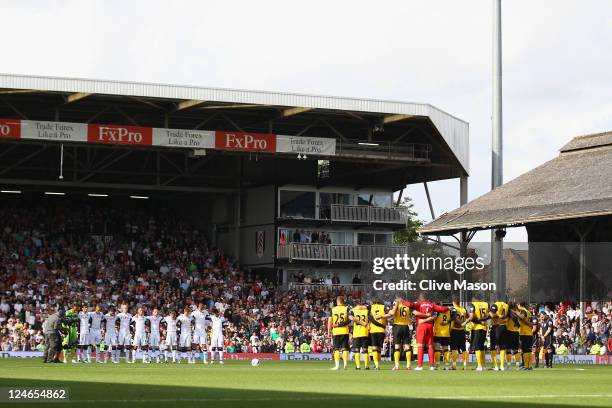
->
<box><xmin>0</xmin><ymin>73</ymin><xmax>469</xmax><ymax>172</ymax></box>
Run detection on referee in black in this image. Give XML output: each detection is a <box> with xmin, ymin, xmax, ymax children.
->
<box><xmin>42</xmin><ymin>308</ymin><xmax>64</xmax><ymax>363</ymax></box>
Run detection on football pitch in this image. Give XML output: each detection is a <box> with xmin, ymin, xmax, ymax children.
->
<box><xmin>1</xmin><ymin>360</ymin><xmax>611</xmax><ymax>408</ymax></box>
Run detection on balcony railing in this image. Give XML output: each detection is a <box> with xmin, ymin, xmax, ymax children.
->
<box><xmin>290</xmin><ymin>243</ymin><xmax>331</xmax><ymax>261</ymax></box>
<box><xmin>278</xmin><ymin>243</ymin><xmax>408</xmax><ymax>263</ymax></box>
<box><xmin>324</xmin><ymin>204</ymin><xmax>407</xmax><ymax>224</ymax></box>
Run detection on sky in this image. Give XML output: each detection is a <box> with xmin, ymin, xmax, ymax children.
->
<box><xmin>2</xmin><ymin>0</ymin><xmax>612</xmax><ymax>242</ymax></box>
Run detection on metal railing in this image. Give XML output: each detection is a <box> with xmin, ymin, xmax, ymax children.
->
<box><xmin>277</xmin><ymin>244</ymin><xmax>291</xmax><ymax>259</ymax></box>
<box><xmin>324</xmin><ymin>204</ymin><xmax>407</xmax><ymax>224</ymax></box>
<box><xmin>329</xmin><ymin>204</ymin><xmax>369</xmax><ymax>222</ymax></box>
<box><xmin>335</xmin><ymin>140</ymin><xmax>431</xmax><ymax>162</ymax></box>
<box><xmin>277</xmin><ymin>243</ymin><xmax>409</xmax><ymax>262</ymax></box>
<box><xmin>289</xmin><ymin>243</ymin><xmax>331</xmax><ymax>261</ymax></box>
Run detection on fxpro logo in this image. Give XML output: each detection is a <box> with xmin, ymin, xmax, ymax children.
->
<box><xmin>225</xmin><ymin>133</ymin><xmax>267</xmax><ymax>150</ymax></box>
<box><xmin>215</xmin><ymin>131</ymin><xmax>276</xmax><ymax>152</ymax></box>
<box><xmin>96</xmin><ymin>126</ymin><xmax>144</xmax><ymax>143</ymax></box>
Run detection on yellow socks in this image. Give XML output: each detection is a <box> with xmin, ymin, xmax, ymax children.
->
<box><xmin>524</xmin><ymin>352</ymin><xmax>532</xmax><ymax>368</ymax></box>
<box><xmin>434</xmin><ymin>351</ymin><xmax>441</xmax><ymax>366</ymax></box>
<box><xmin>342</xmin><ymin>350</ymin><xmax>348</xmax><ymax>367</ymax></box>
<box><xmin>451</xmin><ymin>350</ymin><xmax>458</xmax><ymax>364</ymax></box>
<box><xmin>373</xmin><ymin>351</ymin><xmax>380</xmax><ymax>369</ymax></box>
<box><xmin>355</xmin><ymin>352</ymin><xmax>361</xmax><ymax>369</ymax></box>
<box><xmin>491</xmin><ymin>350</ymin><xmax>498</xmax><ymax>368</ymax></box>
<box><xmin>475</xmin><ymin>350</ymin><xmax>485</xmax><ymax>367</ymax></box>
<box><xmin>406</xmin><ymin>351</ymin><xmax>412</xmax><ymax>368</ymax></box>
<box><xmin>394</xmin><ymin>350</ymin><xmax>400</xmax><ymax>367</ymax></box>
<box><xmin>500</xmin><ymin>350</ymin><xmax>506</xmax><ymax>369</ymax></box>
<box><xmin>462</xmin><ymin>351</ymin><xmax>468</xmax><ymax>366</ymax></box>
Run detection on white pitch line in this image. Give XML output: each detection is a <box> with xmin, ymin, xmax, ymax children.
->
<box><xmin>72</xmin><ymin>394</ymin><xmax>612</xmax><ymax>403</ymax></box>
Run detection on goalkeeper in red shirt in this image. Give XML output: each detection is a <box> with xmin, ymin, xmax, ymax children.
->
<box><xmin>403</xmin><ymin>293</ymin><xmax>449</xmax><ymax>370</ymax></box>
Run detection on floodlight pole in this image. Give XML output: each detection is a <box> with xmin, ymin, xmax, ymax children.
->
<box><xmin>459</xmin><ymin>174</ymin><xmax>468</xmax><ymax>305</ymax></box>
<box><xmin>491</xmin><ymin>0</ymin><xmax>505</xmax><ymax>300</ymax></box>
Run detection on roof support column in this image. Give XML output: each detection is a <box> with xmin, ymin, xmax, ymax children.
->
<box><xmin>571</xmin><ymin>222</ymin><xmax>595</xmax><ymax>329</ymax></box>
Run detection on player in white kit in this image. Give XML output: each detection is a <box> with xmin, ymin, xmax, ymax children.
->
<box><xmin>103</xmin><ymin>307</ymin><xmax>118</xmax><ymax>363</ymax></box>
<box><xmin>89</xmin><ymin>305</ymin><xmax>104</xmax><ymax>363</ymax></box>
<box><xmin>177</xmin><ymin>307</ymin><xmax>194</xmax><ymax>364</ymax></box>
<box><xmin>191</xmin><ymin>303</ymin><xmax>210</xmax><ymax>364</ymax></box>
<box><xmin>208</xmin><ymin>308</ymin><xmax>226</xmax><ymax>364</ymax></box>
<box><xmin>163</xmin><ymin>311</ymin><xmax>178</xmax><ymax>363</ymax></box>
<box><xmin>77</xmin><ymin>305</ymin><xmax>91</xmax><ymax>363</ymax></box>
<box><xmin>147</xmin><ymin>308</ymin><xmax>163</xmax><ymax>363</ymax></box>
<box><xmin>132</xmin><ymin>307</ymin><xmax>148</xmax><ymax>363</ymax></box>
<box><xmin>116</xmin><ymin>303</ymin><xmax>133</xmax><ymax>363</ymax></box>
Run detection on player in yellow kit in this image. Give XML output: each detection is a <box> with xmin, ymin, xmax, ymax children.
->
<box><xmin>368</xmin><ymin>300</ymin><xmax>388</xmax><ymax>370</ymax></box>
<box><xmin>350</xmin><ymin>304</ymin><xmax>370</xmax><ymax>370</ymax></box>
<box><xmin>464</xmin><ymin>297</ymin><xmax>489</xmax><ymax>371</ymax></box>
<box><xmin>327</xmin><ymin>296</ymin><xmax>350</xmax><ymax>370</ymax></box>
<box><xmin>516</xmin><ymin>302</ymin><xmax>534</xmax><ymax>370</ymax></box>
<box><xmin>450</xmin><ymin>298</ymin><xmax>468</xmax><ymax>370</ymax></box>
<box><xmin>489</xmin><ymin>301</ymin><xmax>510</xmax><ymax>370</ymax></box>
<box><xmin>433</xmin><ymin>307</ymin><xmax>451</xmax><ymax>370</ymax></box>
<box><xmin>506</xmin><ymin>303</ymin><xmax>522</xmax><ymax>369</ymax></box>
<box><xmin>387</xmin><ymin>298</ymin><xmax>412</xmax><ymax>370</ymax></box>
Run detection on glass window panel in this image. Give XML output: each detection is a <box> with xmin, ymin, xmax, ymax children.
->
<box><xmin>330</xmin><ymin>232</ymin><xmax>344</xmax><ymax>245</ymax></box>
<box><xmin>371</xmin><ymin>194</ymin><xmax>392</xmax><ymax>208</ymax></box>
<box><xmin>279</xmin><ymin>190</ymin><xmax>316</xmax><ymax>219</ymax></box>
<box><xmin>357</xmin><ymin>194</ymin><xmax>371</xmax><ymax>206</ymax></box>
<box><xmin>357</xmin><ymin>233</ymin><xmax>374</xmax><ymax>245</ymax></box>
<box><xmin>374</xmin><ymin>233</ymin><xmax>392</xmax><ymax>245</ymax></box>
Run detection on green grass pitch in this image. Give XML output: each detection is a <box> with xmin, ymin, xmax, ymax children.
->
<box><xmin>1</xmin><ymin>359</ymin><xmax>611</xmax><ymax>408</ymax></box>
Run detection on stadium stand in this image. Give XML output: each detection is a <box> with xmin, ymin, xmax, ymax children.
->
<box><xmin>0</xmin><ymin>199</ymin><xmax>610</xmax><ymax>356</ymax></box>
<box><xmin>0</xmin><ymin>198</ymin><xmax>365</xmax><ymax>354</ymax></box>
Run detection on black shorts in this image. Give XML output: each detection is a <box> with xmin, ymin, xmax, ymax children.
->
<box><xmin>490</xmin><ymin>325</ymin><xmax>508</xmax><ymax>349</ymax></box>
<box><xmin>472</xmin><ymin>329</ymin><xmax>486</xmax><ymax>351</ymax></box>
<box><xmin>451</xmin><ymin>330</ymin><xmax>466</xmax><ymax>352</ymax></box>
<box><xmin>392</xmin><ymin>325</ymin><xmax>411</xmax><ymax>346</ymax></box>
<box><xmin>333</xmin><ymin>334</ymin><xmax>350</xmax><ymax>350</ymax></box>
<box><xmin>352</xmin><ymin>336</ymin><xmax>369</xmax><ymax>350</ymax></box>
<box><xmin>506</xmin><ymin>330</ymin><xmax>520</xmax><ymax>350</ymax></box>
<box><xmin>532</xmin><ymin>335</ymin><xmax>541</xmax><ymax>349</ymax></box>
<box><xmin>544</xmin><ymin>337</ymin><xmax>554</xmax><ymax>349</ymax></box>
<box><xmin>520</xmin><ymin>335</ymin><xmax>533</xmax><ymax>352</ymax></box>
<box><xmin>434</xmin><ymin>336</ymin><xmax>450</xmax><ymax>348</ymax></box>
<box><xmin>370</xmin><ymin>332</ymin><xmax>385</xmax><ymax>349</ymax></box>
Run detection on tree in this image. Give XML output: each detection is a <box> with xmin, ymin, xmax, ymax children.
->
<box><xmin>393</xmin><ymin>197</ymin><xmax>424</xmax><ymax>244</ymax></box>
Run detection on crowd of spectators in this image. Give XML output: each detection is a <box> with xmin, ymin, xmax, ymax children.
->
<box><xmin>278</xmin><ymin>229</ymin><xmax>331</xmax><ymax>245</ymax></box>
<box><xmin>0</xmin><ymin>199</ymin><xmax>362</xmax><ymax>355</ymax></box>
<box><xmin>547</xmin><ymin>302</ymin><xmax>612</xmax><ymax>356</ymax></box>
<box><xmin>0</xmin><ymin>199</ymin><xmax>610</xmax><ymax>357</ymax></box>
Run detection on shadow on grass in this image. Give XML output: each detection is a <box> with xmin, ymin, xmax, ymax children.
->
<box><xmin>0</xmin><ymin>377</ymin><xmax>602</xmax><ymax>408</ymax></box>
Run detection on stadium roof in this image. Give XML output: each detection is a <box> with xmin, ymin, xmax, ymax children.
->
<box><xmin>0</xmin><ymin>73</ymin><xmax>469</xmax><ymax>173</ymax></box>
<box><xmin>418</xmin><ymin>131</ymin><xmax>612</xmax><ymax>235</ymax></box>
